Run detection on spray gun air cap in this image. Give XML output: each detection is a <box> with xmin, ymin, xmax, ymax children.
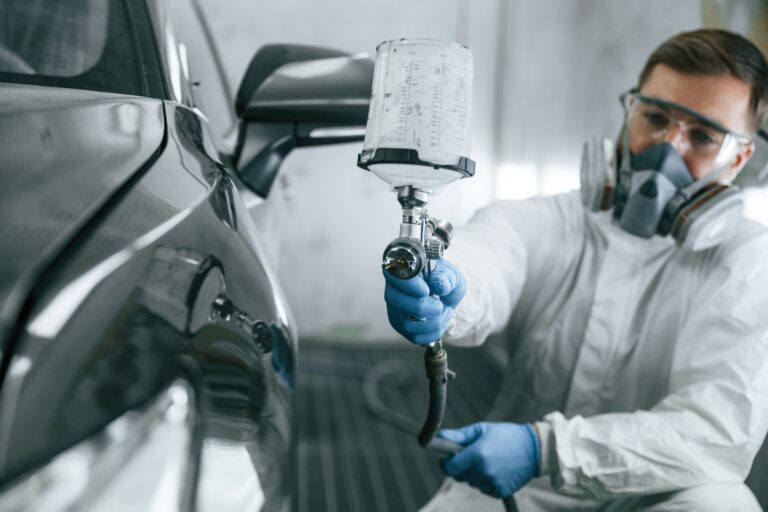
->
<box><xmin>357</xmin><ymin>38</ymin><xmax>475</xmax><ymax>192</ymax></box>
<box><xmin>382</xmin><ymin>237</ymin><xmax>426</xmax><ymax>279</ymax></box>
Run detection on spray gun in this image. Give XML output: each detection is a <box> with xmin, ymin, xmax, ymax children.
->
<box><xmin>358</xmin><ymin>37</ymin><xmax>475</xmax><ymax>449</ymax></box>
<box><xmin>382</xmin><ymin>184</ymin><xmax>461</xmax><ymax>453</ymax></box>
<box><xmin>358</xmin><ymin>38</ymin><xmax>519</xmax><ymax>512</ymax></box>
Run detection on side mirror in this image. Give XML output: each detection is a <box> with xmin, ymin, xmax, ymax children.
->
<box><xmin>233</xmin><ymin>44</ymin><xmax>373</xmax><ymax>197</ymax></box>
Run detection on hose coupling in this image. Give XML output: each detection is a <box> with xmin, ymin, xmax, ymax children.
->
<box><xmin>424</xmin><ymin>344</ymin><xmax>456</xmax><ymax>383</ymax></box>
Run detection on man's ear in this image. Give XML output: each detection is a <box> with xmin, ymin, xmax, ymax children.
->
<box><xmin>724</xmin><ymin>141</ymin><xmax>755</xmax><ymax>182</ymax></box>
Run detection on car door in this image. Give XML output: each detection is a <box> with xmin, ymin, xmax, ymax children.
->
<box><xmin>0</xmin><ymin>1</ymin><xmax>297</xmax><ymax>510</ymax></box>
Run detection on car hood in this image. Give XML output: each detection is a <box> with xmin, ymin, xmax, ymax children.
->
<box><xmin>0</xmin><ymin>83</ymin><xmax>165</xmax><ymax>344</ymax></box>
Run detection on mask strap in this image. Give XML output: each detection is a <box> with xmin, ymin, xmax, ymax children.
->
<box><xmin>613</xmin><ymin>107</ymin><xmax>635</xmax><ymax>217</ymax></box>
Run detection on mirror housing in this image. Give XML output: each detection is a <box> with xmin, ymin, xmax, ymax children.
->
<box><xmin>233</xmin><ymin>44</ymin><xmax>373</xmax><ymax>197</ymax></box>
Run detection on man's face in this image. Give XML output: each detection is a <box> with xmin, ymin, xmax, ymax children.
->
<box><xmin>630</xmin><ymin>64</ymin><xmax>755</xmax><ymax>180</ymax></box>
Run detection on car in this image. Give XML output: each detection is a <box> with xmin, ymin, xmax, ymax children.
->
<box><xmin>0</xmin><ymin>0</ymin><xmax>372</xmax><ymax>510</ymax></box>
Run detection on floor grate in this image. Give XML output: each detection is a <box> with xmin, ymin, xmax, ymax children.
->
<box><xmin>296</xmin><ymin>341</ymin><xmax>502</xmax><ymax>512</ymax></box>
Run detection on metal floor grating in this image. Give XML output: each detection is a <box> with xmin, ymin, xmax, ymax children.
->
<box><xmin>295</xmin><ymin>341</ymin><xmax>502</xmax><ymax>512</ymax></box>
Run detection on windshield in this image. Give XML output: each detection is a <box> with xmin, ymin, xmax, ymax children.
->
<box><xmin>0</xmin><ymin>0</ymin><xmax>162</xmax><ymax>97</ymax></box>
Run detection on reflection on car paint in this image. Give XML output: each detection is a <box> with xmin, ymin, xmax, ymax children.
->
<box><xmin>0</xmin><ymin>379</ymin><xmax>197</xmax><ymax>510</ymax></box>
<box><xmin>0</xmin><ymin>85</ymin><xmax>165</xmax><ymax>342</ymax></box>
<box><xmin>0</xmin><ymin>103</ymin><xmax>296</xmax><ymax>511</ymax></box>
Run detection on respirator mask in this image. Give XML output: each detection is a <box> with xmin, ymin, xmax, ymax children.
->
<box><xmin>581</xmin><ymin>89</ymin><xmax>756</xmax><ymax>251</ymax></box>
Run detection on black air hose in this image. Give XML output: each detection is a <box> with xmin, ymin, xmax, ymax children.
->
<box><xmin>362</xmin><ymin>347</ymin><xmax>519</xmax><ymax>512</ymax></box>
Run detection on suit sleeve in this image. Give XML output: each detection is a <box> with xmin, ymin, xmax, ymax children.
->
<box><xmin>443</xmin><ymin>191</ymin><xmax>585</xmax><ymax>347</ymax></box>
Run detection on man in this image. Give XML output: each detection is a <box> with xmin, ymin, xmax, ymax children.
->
<box><xmin>383</xmin><ymin>29</ymin><xmax>768</xmax><ymax>511</ymax></box>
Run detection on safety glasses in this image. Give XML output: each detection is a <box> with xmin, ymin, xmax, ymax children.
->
<box><xmin>620</xmin><ymin>89</ymin><xmax>760</xmax><ymax>169</ymax></box>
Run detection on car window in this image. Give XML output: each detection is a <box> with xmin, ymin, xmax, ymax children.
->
<box><xmin>0</xmin><ymin>0</ymin><xmax>164</xmax><ymax>98</ymax></box>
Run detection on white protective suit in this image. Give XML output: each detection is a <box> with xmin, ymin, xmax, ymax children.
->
<box><xmin>423</xmin><ymin>190</ymin><xmax>768</xmax><ymax>511</ymax></box>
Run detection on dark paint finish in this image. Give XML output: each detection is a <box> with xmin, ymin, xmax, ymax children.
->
<box><xmin>0</xmin><ymin>83</ymin><xmax>165</xmax><ymax>355</ymax></box>
<box><xmin>0</xmin><ymin>102</ymin><xmax>296</xmax><ymax>508</ymax></box>
<box><xmin>0</xmin><ymin>0</ymin><xmax>371</xmax><ymax>508</ymax></box>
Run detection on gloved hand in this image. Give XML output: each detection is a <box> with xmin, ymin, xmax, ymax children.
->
<box><xmin>383</xmin><ymin>258</ymin><xmax>466</xmax><ymax>346</ymax></box>
<box><xmin>437</xmin><ymin>422</ymin><xmax>540</xmax><ymax>499</ymax></box>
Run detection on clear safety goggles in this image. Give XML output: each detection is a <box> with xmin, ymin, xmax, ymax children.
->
<box><xmin>620</xmin><ymin>89</ymin><xmax>755</xmax><ymax>169</ymax></box>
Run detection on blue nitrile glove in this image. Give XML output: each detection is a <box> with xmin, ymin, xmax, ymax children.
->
<box><xmin>383</xmin><ymin>258</ymin><xmax>466</xmax><ymax>346</ymax></box>
<box><xmin>437</xmin><ymin>422</ymin><xmax>540</xmax><ymax>499</ymax></box>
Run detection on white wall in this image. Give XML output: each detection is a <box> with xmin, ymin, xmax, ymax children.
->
<box><xmin>495</xmin><ymin>0</ymin><xmax>703</xmax><ymax>199</ymax></box>
<box><xmin>493</xmin><ymin>0</ymin><xmax>768</xmax><ymax>201</ymax></box>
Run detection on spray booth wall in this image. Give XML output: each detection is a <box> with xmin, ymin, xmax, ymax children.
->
<box><xmin>201</xmin><ymin>0</ymin><xmax>768</xmax><ymax>343</ymax></box>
